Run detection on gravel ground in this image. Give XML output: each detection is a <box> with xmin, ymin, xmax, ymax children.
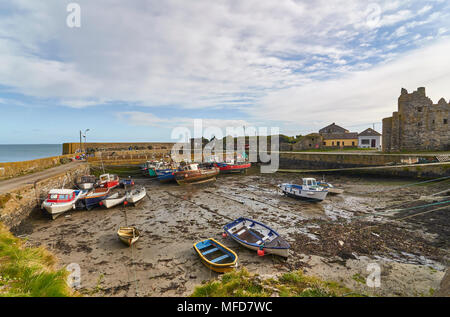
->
<box><xmin>16</xmin><ymin>167</ymin><xmax>449</xmax><ymax>297</ymax></box>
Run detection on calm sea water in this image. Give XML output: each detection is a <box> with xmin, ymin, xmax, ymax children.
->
<box><xmin>0</xmin><ymin>144</ymin><xmax>62</xmax><ymax>163</ymax></box>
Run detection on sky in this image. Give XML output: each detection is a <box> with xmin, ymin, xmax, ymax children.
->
<box><xmin>0</xmin><ymin>0</ymin><xmax>449</xmax><ymax>144</ymax></box>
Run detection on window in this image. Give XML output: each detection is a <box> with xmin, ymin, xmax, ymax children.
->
<box><xmin>323</xmin><ymin>142</ymin><xmax>326</xmax><ymax>146</ymax></box>
<box><xmin>337</xmin><ymin>141</ymin><xmax>340</xmax><ymax>146</ymax></box>
<box><xmin>332</xmin><ymin>141</ymin><xmax>334</xmax><ymax>146</ymax></box>
<box><xmin>352</xmin><ymin>141</ymin><xmax>355</xmax><ymax>146</ymax></box>
<box><xmin>444</xmin><ymin>119</ymin><xmax>448</xmax><ymax>124</ymax></box>
<box><xmin>418</xmin><ymin>122</ymin><xmax>422</xmax><ymax>127</ymax></box>
<box><xmin>361</xmin><ymin>139</ymin><xmax>370</xmax><ymax>145</ymax></box>
<box><xmin>417</xmin><ymin>107</ymin><xmax>423</xmax><ymax>112</ymax></box>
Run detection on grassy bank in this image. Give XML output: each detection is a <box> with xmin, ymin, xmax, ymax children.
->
<box><xmin>0</xmin><ymin>223</ymin><xmax>73</xmax><ymax>297</ymax></box>
<box><xmin>192</xmin><ymin>268</ymin><xmax>364</xmax><ymax>297</ymax></box>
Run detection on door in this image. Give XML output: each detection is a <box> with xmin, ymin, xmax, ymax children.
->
<box><xmin>371</xmin><ymin>139</ymin><xmax>376</xmax><ymax>148</ymax></box>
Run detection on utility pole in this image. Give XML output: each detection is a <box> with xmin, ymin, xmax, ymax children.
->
<box><xmin>79</xmin><ymin>130</ymin><xmax>82</xmax><ymax>153</ymax></box>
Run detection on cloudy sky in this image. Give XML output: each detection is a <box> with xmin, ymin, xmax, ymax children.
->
<box><xmin>0</xmin><ymin>0</ymin><xmax>449</xmax><ymax>143</ymax></box>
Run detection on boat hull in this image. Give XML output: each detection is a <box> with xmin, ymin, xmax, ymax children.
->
<box><xmin>216</xmin><ymin>162</ymin><xmax>251</xmax><ymax>174</ymax></box>
<box><xmin>102</xmin><ymin>194</ymin><xmax>126</xmax><ymax>208</ymax></box>
<box><xmin>175</xmin><ymin>167</ymin><xmax>219</xmax><ymax>185</ymax></box>
<box><xmin>42</xmin><ymin>201</ymin><xmax>75</xmax><ymax>220</ymax></box>
<box><xmin>126</xmin><ymin>187</ymin><xmax>146</xmax><ymax>204</ymax></box>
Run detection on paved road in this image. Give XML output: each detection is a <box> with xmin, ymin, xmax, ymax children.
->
<box><xmin>0</xmin><ymin>161</ymin><xmax>86</xmax><ymax>194</ymax></box>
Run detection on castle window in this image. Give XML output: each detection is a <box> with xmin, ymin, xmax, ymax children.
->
<box><xmin>444</xmin><ymin>119</ymin><xmax>448</xmax><ymax>124</ymax></box>
<box><xmin>417</xmin><ymin>107</ymin><xmax>422</xmax><ymax>112</ymax></box>
<box><xmin>418</xmin><ymin>122</ymin><xmax>422</xmax><ymax>127</ymax></box>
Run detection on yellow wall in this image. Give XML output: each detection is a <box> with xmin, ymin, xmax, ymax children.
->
<box><xmin>323</xmin><ymin>139</ymin><xmax>358</xmax><ymax>147</ymax></box>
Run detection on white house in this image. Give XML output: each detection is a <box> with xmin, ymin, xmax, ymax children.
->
<box><xmin>358</xmin><ymin>128</ymin><xmax>382</xmax><ymax>149</ymax></box>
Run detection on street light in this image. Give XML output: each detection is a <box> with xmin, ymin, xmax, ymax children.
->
<box><xmin>83</xmin><ymin>129</ymin><xmax>90</xmax><ymax>156</ymax></box>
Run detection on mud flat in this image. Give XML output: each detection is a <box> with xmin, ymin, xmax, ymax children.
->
<box><xmin>15</xmin><ymin>167</ymin><xmax>449</xmax><ymax>297</ymax></box>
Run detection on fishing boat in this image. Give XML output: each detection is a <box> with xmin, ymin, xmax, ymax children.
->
<box><xmin>82</xmin><ymin>187</ymin><xmax>110</xmax><ymax>210</ymax></box>
<box><xmin>317</xmin><ymin>181</ymin><xmax>344</xmax><ymax>195</ymax></box>
<box><xmin>141</xmin><ymin>161</ymin><xmax>158</xmax><ymax>177</ymax></box>
<box><xmin>41</xmin><ymin>189</ymin><xmax>86</xmax><ymax>219</ymax></box>
<box><xmin>100</xmin><ymin>192</ymin><xmax>126</xmax><ymax>208</ymax></box>
<box><xmin>117</xmin><ymin>227</ymin><xmax>140</xmax><ymax>247</ymax></box>
<box><xmin>215</xmin><ymin>161</ymin><xmax>251</xmax><ymax>174</ymax></box>
<box><xmin>278</xmin><ymin>178</ymin><xmax>328</xmax><ymax>202</ymax></box>
<box><xmin>75</xmin><ymin>175</ymin><xmax>97</xmax><ymax>190</ymax></box>
<box><xmin>97</xmin><ymin>174</ymin><xmax>120</xmax><ymax>189</ymax></box>
<box><xmin>174</xmin><ymin>163</ymin><xmax>219</xmax><ymax>185</ymax></box>
<box><xmin>125</xmin><ymin>186</ymin><xmax>146</xmax><ymax>205</ymax></box>
<box><xmin>223</xmin><ymin>217</ymin><xmax>290</xmax><ymax>258</ymax></box>
<box><xmin>156</xmin><ymin>168</ymin><xmax>178</xmax><ymax>183</ymax></box>
<box><xmin>193</xmin><ymin>238</ymin><xmax>238</xmax><ymax>273</ymax></box>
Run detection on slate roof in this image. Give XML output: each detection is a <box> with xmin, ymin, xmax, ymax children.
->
<box><xmin>358</xmin><ymin>128</ymin><xmax>381</xmax><ymax>137</ymax></box>
<box><xmin>319</xmin><ymin>123</ymin><xmax>349</xmax><ymax>134</ymax></box>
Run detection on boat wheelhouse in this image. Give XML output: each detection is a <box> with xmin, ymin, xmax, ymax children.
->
<box><xmin>98</xmin><ymin>174</ymin><xmax>119</xmax><ymax>189</ymax></box>
<box><xmin>76</xmin><ymin>175</ymin><xmax>97</xmax><ymax>190</ymax></box>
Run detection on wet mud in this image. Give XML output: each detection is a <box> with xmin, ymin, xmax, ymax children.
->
<box><xmin>17</xmin><ymin>168</ymin><xmax>449</xmax><ymax>297</ymax></box>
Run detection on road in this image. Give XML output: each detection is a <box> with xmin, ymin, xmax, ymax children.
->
<box><xmin>0</xmin><ymin>161</ymin><xmax>86</xmax><ymax>194</ymax></box>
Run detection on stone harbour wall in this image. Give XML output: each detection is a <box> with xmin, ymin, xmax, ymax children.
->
<box><xmin>0</xmin><ymin>164</ymin><xmax>90</xmax><ymax>230</ymax></box>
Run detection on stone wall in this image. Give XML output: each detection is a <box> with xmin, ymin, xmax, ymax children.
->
<box><xmin>0</xmin><ymin>164</ymin><xmax>90</xmax><ymax>229</ymax></box>
<box><xmin>0</xmin><ymin>154</ymin><xmax>76</xmax><ymax>180</ymax></box>
<box><xmin>278</xmin><ymin>151</ymin><xmax>441</xmax><ymax>170</ymax></box>
<box><xmin>63</xmin><ymin>142</ymin><xmax>176</xmax><ymax>154</ymax></box>
<box><xmin>383</xmin><ymin>87</ymin><xmax>450</xmax><ymax>152</ymax></box>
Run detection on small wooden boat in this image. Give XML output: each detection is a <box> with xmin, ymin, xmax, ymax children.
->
<box><xmin>174</xmin><ymin>163</ymin><xmax>219</xmax><ymax>185</ymax></box>
<box><xmin>117</xmin><ymin>227</ymin><xmax>140</xmax><ymax>246</ymax></box>
<box><xmin>215</xmin><ymin>161</ymin><xmax>251</xmax><ymax>174</ymax></box>
<box><xmin>82</xmin><ymin>187</ymin><xmax>110</xmax><ymax>210</ymax></box>
<box><xmin>278</xmin><ymin>178</ymin><xmax>328</xmax><ymax>202</ymax></box>
<box><xmin>223</xmin><ymin>217</ymin><xmax>290</xmax><ymax>257</ymax></box>
<box><xmin>76</xmin><ymin>175</ymin><xmax>97</xmax><ymax>190</ymax></box>
<box><xmin>193</xmin><ymin>238</ymin><xmax>238</xmax><ymax>273</ymax></box>
<box><xmin>41</xmin><ymin>189</ymin><xmax>86</xmax><ymax>219</ymax></box>
<box><xmin>98</xmin><ymin>174</ymin><xmax>120</xmax><ymax>189</ymax></box>
<box><xmin>101</xmin><ymin>192</ymin><xmax>126</xmax><ymax>208</ymax></box>
<box><xmin>317</xmin><ymin>181</ymin><xmax>344</xmax><ymax>195</ymax></box>
<box><xmin>126</xmin><ymin>186</ymin><xmax>146</xmax><ymax>204</ymax></box>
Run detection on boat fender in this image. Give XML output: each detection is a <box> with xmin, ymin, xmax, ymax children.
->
<box><xmin>99</xmin><ymin>201</ymin><xmax>103</xmax><ymax>206</ymax></box>
<box><xmin>124</xmin><ymin>201</ymin><xmax>128</xmax><ymax>206</ymax></box>
<box><xmin>257</xmin><ymin>249</ymin><xmax>265</xmax><ymax>256</ymax></box>
<box><xmin>222</xmin><ymin>232</ymin><xmax>227</xmax><ymax>238</ymax></box>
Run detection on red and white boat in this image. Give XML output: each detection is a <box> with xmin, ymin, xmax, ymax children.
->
<box><xmin>41</xmin><ymin>189</ymin><xmax>86</xmax><ymax>219</ymax></box>
<box><xmin>214</xmin><ymin>161</ymin><xmax>251</xmax><ymax>174</ymax></box>
<box><xmin>97</xmin><ymin>174</ymin><xmax>120</xmax><ymax>189</ymax></box>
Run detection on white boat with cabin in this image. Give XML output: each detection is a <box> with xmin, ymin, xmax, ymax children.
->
<box><xmin>278</xmin><ymin>178</ymin><xmax>328</xmax><ymax>202</ymax></box>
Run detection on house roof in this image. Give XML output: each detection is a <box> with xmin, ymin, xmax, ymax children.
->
<box><xmin>322</xmin><ymin>132</ymin><xmax>358</xmax><ymax>140</ymax></box>
<box><xmin>319</xmin><ymin>123</ymin><xmax>349</xmax><ymax>134</ymax></box>
<box><xmin>358</xmin><ymin>128</ymin><xmax>381</xmax><ymax>137</ymax></box>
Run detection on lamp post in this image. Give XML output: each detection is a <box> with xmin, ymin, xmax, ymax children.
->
<box><xmin>83</xmin><ymin>129</ymin><xmax>90</xmax><ymax>156</ymax></box>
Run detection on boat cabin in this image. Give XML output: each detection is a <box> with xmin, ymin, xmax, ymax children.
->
<box><xmin>302</xmin><ymin>178</ymin><xmax>318</xmax><ymax>187</ymax></box>
<box><xmin>181</xmin><ymin>163</ymin><xmax>199</xmax><ymax>171</ymax></box>
<box><xmin>46</xmin><ymin>189</ymin><xmax>77</xmax><ymax>203</ymax></box>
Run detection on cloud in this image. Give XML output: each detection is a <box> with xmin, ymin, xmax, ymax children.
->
<box><xmin>0</xmin><ymin>0</ymin><xmax>449</xmax><ymax>135</ymax></box>
<box><xmin>250</xmin><ymin>39</ymin><xmax>450</xmax><ymax>131</ymax></box>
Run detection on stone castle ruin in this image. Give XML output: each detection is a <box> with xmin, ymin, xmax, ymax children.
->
<box><xmin>382</xmin><ymin>87</ymin><xmax>449</xmax><ymax>152</ymax></box>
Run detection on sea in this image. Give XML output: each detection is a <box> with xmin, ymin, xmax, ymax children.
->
<box><xmin>0</xmin><ymin>144</ymin><xmax>62</xmax><ymax>163</ymax></box>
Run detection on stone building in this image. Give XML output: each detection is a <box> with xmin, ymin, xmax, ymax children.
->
<box><xmin>382</xmin><ymin>87</ymin><xmax>450</xmax><ymax>152</ymax></box>
<box><xmin>292</xmin><ymin>133</ymin><xmax>324</xmax><ymax>151</ymax></box>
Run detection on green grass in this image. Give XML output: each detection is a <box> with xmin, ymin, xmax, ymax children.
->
<box><xmin>191</xmin><ymin>268</ymin><xmax>364</xmax><ymax>297</ymax></box>
<box><xmin>0</xmin><ymin>222</ymin><xmax>74</xmax><ymax>297</ymax></box>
